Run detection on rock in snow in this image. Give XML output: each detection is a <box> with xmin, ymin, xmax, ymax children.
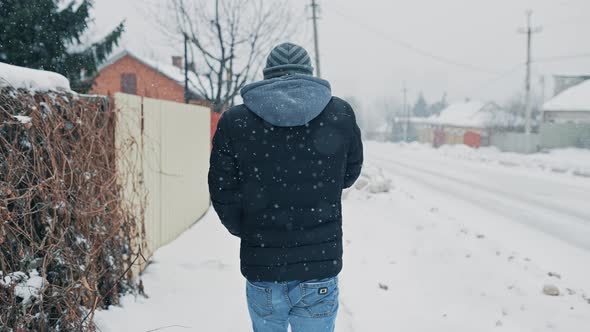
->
<box><xmin>543</xmin><ymin>284</ymin><xmax>560</xmax><ymax>296</ymax></box>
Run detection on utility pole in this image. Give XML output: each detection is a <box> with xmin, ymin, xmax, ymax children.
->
<box><xmin>518</xmin><ymin>10</ymin><xmax>542</xmax><ymax>135</ymax></box>
<box><xmin>403</xmin><ymin>82</ymin><xmax>408</xmax><ymax>142</ymax></box>
<box><xmin>540</xmin><ymin>75</ymin><xmax>546</xmax><ymax>106</ymax></box>
<box><xmin>310</xmin><ymin>0</ymin><xmax>322</xmax><ymax>78</ymax></box>
<box><xmin>183</xmin><ymin>33</ymin><xmax>189</xmax><ymax>104</ymax></box>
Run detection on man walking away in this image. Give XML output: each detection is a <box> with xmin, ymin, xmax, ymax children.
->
<box><xmin>208</xmin><ymin>42</ymin><xmax>363</xmax><ymax>332</ymax></box>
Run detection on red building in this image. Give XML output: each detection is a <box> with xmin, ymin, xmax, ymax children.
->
<box><xmin>91</xmin><ymin>50</ymin><xmax>221</xmax><ymax>144</ymax></box>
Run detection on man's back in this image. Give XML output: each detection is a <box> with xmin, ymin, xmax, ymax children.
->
<box><xmin>208</xmin><ymin>42</ymin><xmax>362</xmax><ymax>332</ymax></box>
<box><xmin>211</xmin><ymin>96</ymin><xmax>362</xmax><ymax>281</ymax></box>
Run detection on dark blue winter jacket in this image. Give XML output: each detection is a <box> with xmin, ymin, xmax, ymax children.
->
<box><xmin>208</xmin><ymin>75</ymin><xmax>363</xmax><ymax>281</ymax></box>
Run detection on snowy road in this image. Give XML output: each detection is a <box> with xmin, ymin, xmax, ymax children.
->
<box><xmin>367</xmin><ymin>144</ymin><xmax>590</xmax><ymax>250</ymax></box>
<box><xmin>96</xmin><ymin>142</ymin><xmax>590</xmax><ymax>332</ymax></box>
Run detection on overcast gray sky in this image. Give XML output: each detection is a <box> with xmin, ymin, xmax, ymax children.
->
<box><xmin>92</xmin><ymin>0</ymin><xmax>590</xmax><ymax>107</ymax></box>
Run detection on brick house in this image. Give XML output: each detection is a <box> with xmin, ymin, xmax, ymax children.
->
<box><xmin>91</xmin><ymin>50</ymin><xmax>221</xmax><ymax>144</ymax></box>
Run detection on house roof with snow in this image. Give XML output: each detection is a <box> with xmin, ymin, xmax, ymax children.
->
<box><xmin>99</xmin><ymin>50</ymin><xmax>203</xmax><ymax>100</ymax></box>
<box><xmin>543</xmin><ymin>80</ymin><xmax>590</xmax><ymax>112</ymax></box>
<box><xmin>425</xmin><ymin>101</ymin><xmax>521</xmax><ymax>128</ymax></box>
<box><xmin>552</xmin><ymin>73</ymin><xmax>590</xmax><ymax>78</ymax></box>
<box><xmin>0</xmin><ymin>61</ymin><xmax>71</xmax><ymax>91</ymax></box>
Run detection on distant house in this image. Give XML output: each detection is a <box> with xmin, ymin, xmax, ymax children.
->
<box><xmin>541</xmin><ymin>80</ymin><xmax>590</xmax><ymax>149</ymax></box>
<box><xmin>413</xmin><ymin>101</ymin><xmax>522</xmax><ymax>148</ymax></box>
<box><xmin>365</xmin><ymin>122</ymin><xmax>390</xmax><ymax>141</ymax></box>
<box><xmin>91</xmin><ymin>50</ymin><xmax>220</xmax><ymax>144</ymax></box>
<box><xmin>543</xmin><ymin>80</ymin><xmax>590</xmax><ymax>124</ymax></box>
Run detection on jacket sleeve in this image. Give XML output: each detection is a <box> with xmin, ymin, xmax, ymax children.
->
<box><xmin>208</xmin><ymin>113</ymin><xmax>242</xmax><ymax>237</ymax></box>
<box><xmin>343</xmin><ymin>109</ymin><xmax>363</xmax><ymax>189</ymax></box>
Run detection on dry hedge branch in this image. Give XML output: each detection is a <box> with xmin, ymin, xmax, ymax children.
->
<box><xmin>0</xmin><ymin>87</ymin><xmax>140</xmax><ymax>331</ymax></box>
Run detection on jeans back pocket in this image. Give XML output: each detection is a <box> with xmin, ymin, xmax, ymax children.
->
<box><xmin>246</xmin><ymin>280</ymin><xmax>273</xmax><ymax>318</ymax></box>
<box><xmin>296</xmin><ymin>277</ymin><xmax>339</xmax><ymax>318</ymax></box>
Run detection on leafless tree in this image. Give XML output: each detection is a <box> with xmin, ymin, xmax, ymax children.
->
<box><xmin>166</xmin><ymin>0</ymin><xmax>296</xmax><ymax>113</ymax></box>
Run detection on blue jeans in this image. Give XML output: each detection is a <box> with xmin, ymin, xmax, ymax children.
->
<box><xmin>246</xmin><ymin>276</ymin><xmax>339</xmax><ymax>332</ymax></box>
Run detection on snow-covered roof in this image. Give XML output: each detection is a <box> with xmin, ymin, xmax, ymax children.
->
<box><xmin>0</xmin><ymin>62</ymin><xmax>71</xmax><ymax>91</ymax></box>
<box><xmin>543</xmin><ymin>80</ymin><xmax>590</xmax><ymax>112</ymax></box>
<box><xmin>552</xmin><ymin>73</ymin><xmax>590</xmax><ymax>78</ymax></box>
<box><xmin>100</xmin><ymin>50</ymin><xmax>203</xmax><ymax>99</ymax></box>
<box><xmin>425</xmin><ymin>101</ymin><xmax>521</xmax><ymax>128</ymax></box>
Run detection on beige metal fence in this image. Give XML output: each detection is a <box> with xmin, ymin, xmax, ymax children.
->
<box><xmin>115</xmin><ymin>93</ymin><xmax>211</xmax><ymax>266</ymax></box>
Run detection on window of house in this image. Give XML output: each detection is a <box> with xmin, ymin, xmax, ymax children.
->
<box><xmin>121</xmin><ymin>73</ymin><xmax>137</xmax><ymax>95</ymax></box>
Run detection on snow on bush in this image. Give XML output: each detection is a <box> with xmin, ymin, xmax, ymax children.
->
<box><xmin>0</xmin><ymin>269</ymin><xmax>46</xmax><ymax>308</ymax></box>
<box><xmin>0</xmin><ymin>61</ymin><xmax>71</xmax><ymax>91</ymax></box>
<box><xmin>12</xmin><ymin>115</ymin><xmax>32</xmax><ymax>124</ymax></box>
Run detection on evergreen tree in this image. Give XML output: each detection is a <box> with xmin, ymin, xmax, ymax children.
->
<box><xmin>0</xmin><ymin>0</ymin><xmax>124</xmax><ymax>92</ymax></box>
<box><xmin>412</xmin><ymin>93</ymin><xmax>429</xmax><ymax>117</ymax></box>
<box><xmin>429</xmin><ymin>92</ymin><xmax>448</xmax><ymax>116</ymax></box>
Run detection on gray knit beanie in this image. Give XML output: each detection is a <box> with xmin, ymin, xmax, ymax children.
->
<box><xmin>263</xmin><ymin>42</ymin><xmax>314</xmax><ymax>79</ymax></box>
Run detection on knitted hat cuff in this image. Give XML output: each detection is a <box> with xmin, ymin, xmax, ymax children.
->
<box><xmin>263</xmin><ymin>64</ymin><xmax>313</xmax><ymax>79</ymax></box>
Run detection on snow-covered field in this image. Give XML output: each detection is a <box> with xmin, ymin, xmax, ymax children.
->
<box><xmin>96</xmin><ymin>142</ymin><xmax>590</xmax><ymax>332</ymax></box>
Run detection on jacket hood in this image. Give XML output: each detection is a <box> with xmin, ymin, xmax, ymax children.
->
<box><xmin>240</xmin><ymin>74</ymin><xmax>332</xmax><ymax>127</ymax></box>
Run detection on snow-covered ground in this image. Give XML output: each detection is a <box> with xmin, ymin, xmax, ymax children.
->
<box><xmin>400</xmin><ymin>141</ymin><xmax>590</xmax><ymax>177</ymax></box>
<box><xmin>96</xmin><ymin>142</ymin><xmax>590</xmax><ymax>331</ymax></box>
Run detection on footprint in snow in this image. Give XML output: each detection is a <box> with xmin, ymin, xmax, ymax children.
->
<box><xmin>199</xmin><ymin>260</ymin><xmax>228</xmax><ymax>270</ymax></box>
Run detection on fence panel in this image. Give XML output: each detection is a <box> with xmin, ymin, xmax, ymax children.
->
<box><xmin>114</xmin><ymin>94</ymin><xmax>147</xmax><ymax>274</ymax></box>
<box><xmin>158</xmin><ymin>98</ymin><xmax>211</xmax><ymax>247</ymax></box>
<box><xmin>115</xmin><ymin>93</ymin><xmax>210</xmax><ymax>262</ymax></box>
<box><xmin>141</xmin><ymin>97</ymin><xmax>163</xmax><ymax>257</ymax></box>
<box><xmin>489</xmin><ymin>132</ymin><xmax>541</xmax><ymax>154</ymax></box>
<box><xmin>540</xmin><ymin>123</ymin><xmax>590</xmax><ymax>149</ymax></box>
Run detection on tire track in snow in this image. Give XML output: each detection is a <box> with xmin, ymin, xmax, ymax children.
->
<box><xmin>369</xmin><ymin>153</ymin><xmax>590</xmax><ymax>251</ymax></box>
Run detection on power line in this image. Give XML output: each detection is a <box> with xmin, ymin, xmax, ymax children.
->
<box><xmin>543</xmin><ymin>13</ymin><xmax>590</xmax><ymax>29</ymax></box>
<box><xmin>327</xmin><ymin>7</ymin><xmax>504</xmax><ymax>75</ymax></box>
<box><xmin>463</xmin><ymin>52</ymin><xmax>589</xmax><ymax>100</ymax></box>
<box><xmin>465</xmin><ymin>63</ymin><xmax>525</xmax><ymax>97</ymax></box>
<box><xmin>534</xmin><ymin>53</ymin><xmax>590</xmax><ymax>63</ymax></box>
